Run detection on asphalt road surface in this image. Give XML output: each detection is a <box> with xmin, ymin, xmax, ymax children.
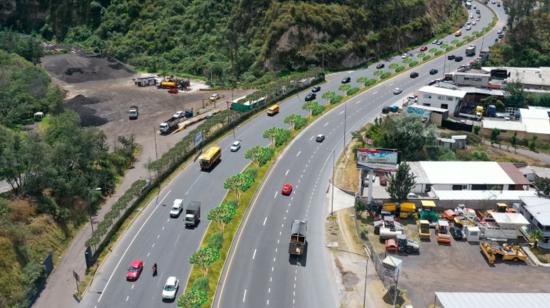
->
<box><xmin>80</xmin><ymin>1</ymin><xmax>505</xmax><ymax>307</ymax></box>
<box><xmin>215</xmin><ymin>2</ymin><xmax>506</xmax><ymax>308</ymax></box>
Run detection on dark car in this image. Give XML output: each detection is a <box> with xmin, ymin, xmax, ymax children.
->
<box><xmin>428</xmin><ymin>79</ymin><xmax>437</xmax><ymax>85</ymax></box>
<box><xmin>429</xmin><ymin>68</ymin><xmax>438</xmax><ymax>75</ymax></box>
<box><xmin>305</xmin><ymin>93</ymin><xmax>316</xmax><ymax>101</ymax></box>
<box><xmin>311</xmin><ymin>86</ymin><xmax>321</xmax><ymax>93</ymax></box>
<box><xmin>447</xmin><ymin>54</ymin><xmax>455</xmax><ymax>60</ymax></box>
<box><xmin>455</xmin><ymin>56</ymin><xmax>464</xmax><ymax>62</ymax></box>
<box><xmin>450</xmin><ymin>226</ymin><xmax>464</xmax><ymax>241</ymax></box>
<box><xmin>382</xmin><ymin>106</ymin><xmax>391</xmax><ymax>114</ymax></box>
<box><xmin>341</xmin><ymin>77</ymin><xmax>351</xmax><ymax>83</ymax></box>
<box><xmin>315</xmin><ymin>134</ymin><xmax>325</xmax><ymax>142</ymax></box>
<box><xmin>410</xmin><ymin>72</ymin><xmax>419</xmax><ymax>78</ymax></box>
<box><xmin>376</xmin><ymin>63</ymin><xmax>385</xmax><ymax>69</ymax></box>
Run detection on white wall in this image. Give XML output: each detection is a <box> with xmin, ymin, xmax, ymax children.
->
<box><xmin>418</xmin><ymin>91</ymin><xmax>461</xmax><ymax>113</ymax></box>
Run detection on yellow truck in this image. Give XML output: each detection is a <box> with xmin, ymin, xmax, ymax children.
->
<box><xmin>382</xmin><ymin>202</ymin><xmax>417</xmax><ymax>218</ymax></box>
<box><xmin>417</xmin><ymin>220</ymin><xmax>431</xmax><ymax>241</ymax></box>
<box><xmin>480</xmin><ymin>242</ymin><xmax>528</xmax><ymax>265</ymax></box>
<box><xmin>267</xmin><ymin>104</ymin><xmax>279</xmax><ymax>116</ymax></box>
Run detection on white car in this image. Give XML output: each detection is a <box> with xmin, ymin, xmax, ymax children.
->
<box><xmin>209</xmin><ymin>93</ymin><xmax>220</xmax><ymax>101</ymax></box>
<box><xmin>472</xmin><ymin>21</ymin><xmax>477</xmax><ymax>25</ymax></box>
<box><xmin>173</xmin><ymin>111</ymin><xmax>185</xmax><ymax>118</ymax></box>
<box><xmin>170</xmin><ymin>199</ymin><xmax>184</xmax><ymax>217</ymax></box>
<box><xmin>401</xmin><ymin>53</ymin><xmax>408</xmax><ymax>59</ymax></box>
<box><xmin>465</xmin><ymin>25</ymin><xmax>472</xmax><ymax>31</ymax></box>
<box><xmin>392</xmin><ymin>88</ymin><xmax>403</xmax><ymax>95</ymax></box>
<box><xmin>162</xmin><ymin>276</ymin><xmax>179</xmax><ymax>301</ymax></box>
<box><xmin>230</xmin><ymin>140</ymin><xmax>241</xmax><ymax>152</ymax></box>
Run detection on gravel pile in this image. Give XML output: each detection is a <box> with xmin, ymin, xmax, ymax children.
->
<box><xmin>41</xmin><ymin>53</ymin><xmax>134</xmax><ymax>84</ymax></box>
<box><xmin>65</xmin><ymin>95</ymin><xmax>108</xmax><ymax>127</ymax></box>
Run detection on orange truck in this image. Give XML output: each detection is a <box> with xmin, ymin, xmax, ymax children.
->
<box><xmin>436</xmin><ymin>220</ymin><xmax>452</xmax><ymax>245</ymax></box>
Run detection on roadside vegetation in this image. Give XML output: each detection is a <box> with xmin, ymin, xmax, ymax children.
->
<box><xmin>0</xmin><ymin>34</ymin><xmax>138</xmax><ymax>307</ymax></box>
<box><xmin>488</xmin><ymin>0</ymin><xmax>550</xmax><ymax>67</ymax></box>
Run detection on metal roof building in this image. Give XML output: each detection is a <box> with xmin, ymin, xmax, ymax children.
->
<box><xmin>434</xmin><ymin>292</ymin><xmax>550</xmax><ymax>308</ymax></box>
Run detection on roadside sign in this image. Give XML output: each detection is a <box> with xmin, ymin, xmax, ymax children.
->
<box><xmin>194</xmin><ymin>132</ymin><xmax>203</xmax><ymax>147</ymax></box>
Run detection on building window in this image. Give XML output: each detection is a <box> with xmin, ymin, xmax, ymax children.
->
<box><xmin>441</xmin><ymin>104</ymin><xmax>448</xmax><ymax>109</ymax></box>
<box><xmin>447</xmin><ymin>97</ymin><xmax>454</xmax><ymax>101</ymax></box>
<box><xmin>423</xmin><ymin>103</ymin><xmax>431</xmax><ymax>107</ymax></box>
<box><xmin>425</xmin><ymin>184</ymin><xmax>432</xmax><ymax>193</ymax></box>
<box><xmin>471</xmin><ymin>184</ymin><xmax>488</xmax><ymax>190</ymax></box>
<box><xmin>452</xmin><ymin>185</ymin><xmax>463</xmax><ymax>190</ymax></box>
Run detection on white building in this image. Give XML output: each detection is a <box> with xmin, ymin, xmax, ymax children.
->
<box><xmin>479</xmin><ymin>212</ymin><xmax>530</xmax><ymax>240</ymax></box>
<box><xmin>483</xmin><ymin>66</ymin><xmax>550</xmax><ymax>92</ymax></box>
<box><xmin>482</xmin><ymin>106</ymin><xmax>550</xmax><ymax>140</ymax></box>
<box><xmin>417</xmin><ymin>86</ymin><xmax>466</xmax><ymax>113</ymax></box>
<box><xmin>518</xmin><ymin>196</ymin><xmax>550</xmax><ymax>249</ymax></box>
<box><xmin>409</xmin><ymin>161</ymin><xmax>530</xmax><ymax>194</ymax></box>
<box><xmin>434</xmin><ymin>292</ymin><xmax>550</xmax><ymax>308</ymax></box>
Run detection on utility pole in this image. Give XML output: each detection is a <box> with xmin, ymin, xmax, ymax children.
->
<box><xmin>153</xmin><ymin>126</ymin><xmax>160</xmax><ymax>205</ymax></box>
<box><xmin>343</xmin><ymin>103</ymin><xmax>347</xmax><ymax>151</ymax></box>
<box><xmin>363</xmin><ymin>256</ymin><xmax>368</xmax><ymax>308</ymax></box>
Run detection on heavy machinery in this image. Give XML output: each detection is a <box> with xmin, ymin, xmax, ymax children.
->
<box><xmin>289</xmin><ymin>220</ymin><xmax>307</xmax><ymax>256</ymax></box>
<box><xmin>397</xmin><ymin>234</ymin><xmax>420</xmax><ymax>254</ymax></box>
<box><xmin>480</xmin><ymin>242</ymin><xmax>528</xmax><ymax>265</ymax></box>
<box><xmin>417</xmin><ymin>220</ymin><xmax>431</xmax><ymax>241</ymax></box>
<box><xmin>436</xmin><ymin>220</ymin><xmax>452</xmax><ymax>245</ymax></box>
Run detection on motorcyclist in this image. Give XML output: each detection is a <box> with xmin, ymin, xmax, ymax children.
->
<box><xmin>152</xmin><ymin>263</ymin><xmax>158</xmax><ymax>276</ymax></box>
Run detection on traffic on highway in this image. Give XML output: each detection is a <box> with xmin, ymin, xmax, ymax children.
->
<box><xmin>80</xmin><ymin>1</ymin><xmax>507</xmax><ymax>307</ymax></box>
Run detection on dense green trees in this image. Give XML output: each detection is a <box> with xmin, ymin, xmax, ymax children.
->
<box><xmin>7</xmin><ymin>0</ymin><xmax>465</xmax><ymax>80</ymax></box>
<box><xmin>488</xmin><ymin>1</ymin><xmax>549</xmax><ymax>67</ymax></box>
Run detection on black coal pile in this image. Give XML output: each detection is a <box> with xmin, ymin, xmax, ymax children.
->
<box><xmin>65</xmin><ymin>95</ymin><xmax>108</xmax><ymax>127</ymax></box>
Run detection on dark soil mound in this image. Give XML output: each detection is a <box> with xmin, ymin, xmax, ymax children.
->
<box><xmin>42</xmin><ymin>53</ymin><xmax>134</xmax><ymax>84</ymax></box>
<box><xmin>65</xmin><ymin>95</ymin><xmax>108</xmax><ymax>127</ymax></box>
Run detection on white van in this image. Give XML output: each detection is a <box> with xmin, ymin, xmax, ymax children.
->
<box><xmin>170</xmin><ymin>199</ymin><xmax>184</xmax><ymax>218</ymax></box>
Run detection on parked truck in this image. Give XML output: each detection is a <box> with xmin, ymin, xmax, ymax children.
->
<box><xmin>134</xmin><ymin>76</ymin><xmax>157</xmax><ymax>87</ymax></box>
<box><xmin>128</xmin><ymin>105</ymin><xmax>139</xmax><ymax>120</ymax></box>
<box><xmin>185</xmin><ymin>201</ymin><xmax>201</xmax><ymax>228</ymax></box>
<box><xmin>159</xmin><ymin>117</ymin><xmax>180</xmax><ymax>135</ymax></box>
<box><xmin>465</xmin><ymin>45</ymin><xmax>476</xmax><ymax>57</ymax></box>
<box><xmin>289</xmin><ymin>220</ymin><xmax>307</xmax><ymax>256</ymax></box>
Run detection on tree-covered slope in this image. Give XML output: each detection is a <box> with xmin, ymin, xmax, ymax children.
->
<box><xmin>2</xmin><ymin>0</ymin><xmax>466</xmax><ymax>80</ymax></box>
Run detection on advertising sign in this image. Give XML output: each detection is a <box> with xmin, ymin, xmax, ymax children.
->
<box><xmin>356</xmin><ymin>148</ymin><xmax>399</xmax><ymax>169</ymax></box>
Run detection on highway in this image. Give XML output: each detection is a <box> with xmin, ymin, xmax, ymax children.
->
<box><xmin>215</xmin><ymin>1</ymin><xmax>507</xmax><ymax>308</ymax></box>
<box><xmin>80</xmin><ymin>1</ymin><xmax>506</xmax><ymax>307</ymax></box>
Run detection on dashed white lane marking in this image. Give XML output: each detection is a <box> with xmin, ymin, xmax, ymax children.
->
<box><xmin>373</xmin><ymin>91</ymin><xmax>379</xmax><ymax>94</ymax></box>
<box><xmin>161</xmin><ymin>226</ymin><xmax>165</xmax><ymax>231</ymax></box>
<box><xmin>338</xmin><ymin>110</ymin><xmax>345</xmax><ymax>115</ymax></box>
<box><xmin>267</xmin><ymin>299</ymin><xmax>270</xmax><ymax>305</ymax></box>
<box><xmin>131</xmin><ymin>284</ymin><xmax>135</xmax><ymax>289</ymax></box>
<box><xmin>125</xmin><ymin>296</ymin><xmax>129</xmax><ymax>302</ymax></box>
<box><xmin>156</xmin><ymin>234</ymin><xmax>160</xmax><ymax>239</ymax></box>
<box><xmin>281</xmin><ymin>223</ymin><xmax>284</xmax><ymax>228</ymax></box>
<box><xmin>296</xmin><ymin>151</ymin><xmax>301</xmax><ymax>157</ymax></box>
<box><xmin>323</xmin><ymin>122</ymin><xmax>329</xmax><ymax>127</ymax></box>
<box><xmin>166</xmin><ymin>218</ymin><xmax>169</xmax><ymax>223</ymax></box>
<box><xmin>243</xmin><ymin>289</ymin><xmax>247</xmax><ymax>303</ymax></box>
<box><xmin>355</xmin><ymin>100</ymin><xmax>360</xmax><ymax>105</ymax></box>
<box><xmin>263</xmin><ymin>217</ymin><xmax>268</xmax><ymax>226</ymax></box>
<box><xmin>268</xmin><ymin>288</ymin><xmax>271</xmax><ymax>293</ymax></box>
<box><xmin>146</xmin><ymin>252</ymin><xmax>150</xmax><ymax>257</ymax></box>
<box><xmin>277</xmin><ymin>239</ymin><xmax>280</xmax><ymax>244</ymax></box>
<box><xmin>285</xmin><ymin>169</ymin><xmax>290</xmax><ymax>176</ymax></box>
<box><xmin>274</xmin><ymin>191</ymin><xmax>278</xmax><ymax>199</ymax></box>
<box><xmin>272</xmin><ymin>267</ymin><xmax>275</xmax><ymax>272</ymax></box>
<box><xmin>252</xmin><ymin>249</ymin><xmax>257</xmax><ymax>260</ymax></box>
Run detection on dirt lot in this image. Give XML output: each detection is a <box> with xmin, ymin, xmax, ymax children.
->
<box><xmin>41</xmin><ymin>53</ymin><xmax>252</xmax><ymax>180</ymax></box>
<box><xmin>362</xmin><ymin>220</ymin><xmax>550</xmax><ymax>308</ymax></box>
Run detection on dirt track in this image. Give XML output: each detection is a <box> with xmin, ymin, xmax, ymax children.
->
<box><xmin>41</xmin><ymin>53</ymin><xmax>252</xmax><ymax>181</ymax></box>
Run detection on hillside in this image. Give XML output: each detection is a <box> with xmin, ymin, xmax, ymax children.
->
<box><xmin>488</xmin><ymin>0</ymin><xmax>550</xmax><ymax>67</ymax></box>
<box><xmin>1</xmin><ymin>0</ymin><xmax>465</xmax><ymax>80</ymax></box>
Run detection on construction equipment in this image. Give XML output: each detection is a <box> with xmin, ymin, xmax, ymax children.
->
<box><xmin>436</xmin><ymin>220</ymin><xmax>452</xmax><ymax>245</ymax></box>
<box><xmin>385</xmin><ymin>239</ymin><xmax>399</xmax><ymax>253</ymax></box>
<box><xmin>417</xmin><ymin>220</ymin><xmax>431</xmax><ymax>241</ymax></box>
<box><xmin>397</xmin><ymin>234</ymin><xmax>420</xmax><ymax>254</ymax></box>
<box><xmin>420</xmin><ymin>200</ymin><xmax>439</xmax><ymax>223</ymax></box>
<box><xmin>289</xmin><ymin>220</ymin><xmax>307</xmax><ymax>256</ymax></box>
<box><xmin>475</xmin><ymin>105</ymin><xmax>484</xmax><ymax>119</ymax></box>
<box><xmin>480</xmin><ymin>242</ymin><xmax>528</xmax><ymax>265</ymax></box>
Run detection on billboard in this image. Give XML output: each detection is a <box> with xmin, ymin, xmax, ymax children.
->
<box><xmin>356</xmin><ymin>148</ymin><xmax>399</xmax><ymax>169</ymax></box>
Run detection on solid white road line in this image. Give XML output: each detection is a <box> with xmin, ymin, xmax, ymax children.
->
<box><xmin>97</xmin><ymin>192</ymin><xmax>166</xmax><ymax>304</ymax></box>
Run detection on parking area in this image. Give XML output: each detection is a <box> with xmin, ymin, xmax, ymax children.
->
<box><xmin>41</xmin><ymin>53</ymin><xmax>252</xmax><ymax>180</ymax></box>
<box><xmin>363</xmin><ymin>219</ymin><xmax>550</xmax><ymax>308</ymax></box>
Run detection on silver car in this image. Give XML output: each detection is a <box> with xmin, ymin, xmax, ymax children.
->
<box><xmin>162</xmin><ymin>276</ymin><xmax>179</xmax><ymax>301</ymax></box>
<box><xmin>392</xmin><ymin>88</ymin><xmax>403</xmax><ymax>95</ymax></box>
<box><xmin>230</xmin><ymin>140</ymin><xmax>241</xmax><ymax>152</ymax></box>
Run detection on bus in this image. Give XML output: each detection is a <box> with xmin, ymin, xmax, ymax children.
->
<box><xmin>267</xmin><ymin>104</ymin><xmax>279</xmax><ymax>116</ymax></box>
<box><xmin>199</xmin><ymin>146</ymin><xmax>221</xmax><ymax>171</ymax></box>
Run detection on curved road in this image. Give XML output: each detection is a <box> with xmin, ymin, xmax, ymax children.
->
<box><xmin>215</xmin><ymin>2</ymin><xmax>506</xmax><ymax>308</ymax></box>
<box><xmin>80</xmin><ymin>1</ymin><xmax>505</xmax><ymax>307</ymax></box>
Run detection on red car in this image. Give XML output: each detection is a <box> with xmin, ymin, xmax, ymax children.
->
<box><xmin>281</xmin><ymin>183</ymin><xmax>293</xmax><ymax>196</ymax></box>
<box><xmin>127</xmin><ymin>259</ymin><xmax>144</xmax><ymax>281</ymax></box>
<box><xmin>419</xmin><ymin>46</ymin><xmax>428</xmax><ymax>52</ymax></box>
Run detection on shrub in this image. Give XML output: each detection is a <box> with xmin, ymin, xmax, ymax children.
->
<box><xmin>363</xmin><ymin>79</ymin><xmax>376</xmax><ymax>87</ymax></box>
<box><xmin>380</xmin><ymin>72</ymin><xmax>392</xmax><ymax>79</ymax></box>
<box><xmin>395</xmin><ymin>66</ymin><xmax>405</xmax><ymax>73</ymax></box>
<box><xmin>409</xmin><ymin>61</ymin><xmax>418</xmax><ymax>67</ymax></box>
<box><xmin>422</xmin><ymin>55</ymin><xmax>431</xmax><ymax>61</ymax></box>
<box><xmin>192</xmin><ymin>276</ymin><xmax>210</xmax><ymax>293</ymax></box>
<box><xmin>208</xmin><ymin>232</ymin><xmax>224</xmax><ymax>250</ymax></box>
<box><xmin>389</xmin><ymin>63</ymin><xmax>399</xmax><ymax>69</ymax></box>
<box><xmin>330</xmin><ymin>95</ymin><xmax>344</xmax><ymax>105</ymax></box>
<box><xmin>347</xmin><ymin>87</ymin><xmax>360</xmax><ymax>96</ymax></box>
